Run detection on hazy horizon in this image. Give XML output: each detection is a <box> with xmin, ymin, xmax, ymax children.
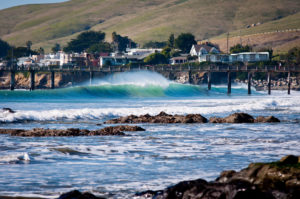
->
<box><xmin>0</xmin><ymin>0</ymin><xmax>68</xmax><ymax>10</ymax></box>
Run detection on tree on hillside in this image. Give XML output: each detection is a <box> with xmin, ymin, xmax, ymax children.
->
<box><xmin>144</xmin><ymin>53</ymin><xmax>168</xmax><ymax>65</ymax></box>
<box><xmin>6</xmin><ymin>47</ymin><xmax>38</xmax><ymax>59</ymax></box>
<box><xmin>63</xmin><ymin>31</ymin><xmax>106</xmax><ymax>53</ymax></box>
<box><xmin>51</xmin><ymin>43</ymin><xmax>61</xmax><ymax>53</ymax></box>
<box><xmin>174</xmin><ymin>33</ymin><xmax>196</xmax><ymax>53</ymax></box>
<box><xmin>143</xmin><ymin>41</ymin><xmax>167</xmax><ymax>48</ymax></box>
<box><xmin>26</xmin><ymin>41</ymin><xmax>32</xmax><ymax>51</ymax></box>
<box><xmin>161</xmin><ymin>47</ymin><xmax>172</xmax><ymax>59</ymax></box>
<box><xmin>230</xmin><ymin>44</ymin><xmax>252</xmax><ymax>53</ymax></box>
<box><xmin>111</xmin><ymin>32</ymin><xmax>137</xmax><ymax>52</ymax></box>
<box><xmin>167</xmin><ymin>34</ymin><xmax>175</xmax><ymax>49</ymax></box>
<box><xmin>37</xmin><ymin>47</ymin><xmax>45</xmax><ymax>55</ymax></box>
<box><xmin>286</xmin><ymin>47</ymin><xmax>300</xmax><ymax>64</ymax></box>
<box><xmin>0</xmin><ymin>38</ymin><xmax>11</xmax><ymax>58</ymax></box>
<box><xmin>87</xmin><ymin>42</ymin><xmax>113</xmax><ymax>53</ymax></box>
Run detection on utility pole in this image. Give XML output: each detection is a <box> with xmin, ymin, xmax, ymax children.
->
<box><xmin>226</xmin><ymin>32</ymin><xmax>229</xmax><ymax>54</ymax></box>
<box><xmin>239</xmin><ymin>30</ymin><xmax>242</xmax><ymax>46</ymax></box>
<box><xmin>11</xmin><ymin>48</ymin><xmax>14</xmax><ymax>69</ymax></box>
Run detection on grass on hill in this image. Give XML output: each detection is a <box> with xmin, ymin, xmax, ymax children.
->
<box><xmin>0</xmin><ymin>0</ymin><xmax>299</xmax><ymax>52</ymax></box>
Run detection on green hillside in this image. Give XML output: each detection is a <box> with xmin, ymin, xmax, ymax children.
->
<box><xmin>213</xmin><ymin>12</ymin><xmax>300</xmax><ymax>39</ymax></box>
<box><xmin>0</xmin><ymin>0</ymin><xmax>300</xmax><ymax>52</ymax></box>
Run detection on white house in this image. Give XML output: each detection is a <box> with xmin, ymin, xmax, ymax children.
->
<box><xmin>17</xmin><ymin>57</ymin><xmax>35</xmax><ymax>66</ymax></box>
<box><xmin>198</xmin><ymin>52</ymin><xmax>269</xmax><ymax>63</ymax></box>
<box><xmin>169</xmin><ymin>56</ymin><xmax>188</xmax><ymax>65</ymax></box>
<box><xmin>199</xmin><ymin>54</ymin><xmax>229</xmax><ymax>63</ymax></box>
<box><xmin>38</xmin><ymin>51</ymin><xmax>71</xmax><ymax>67</ymax></box>
<box><xmin>229</xmin><ymin>52</ymin><xmax>269</xmax><ymax>62</ymax></box>
<box><xmin>125</xmin><ymin>48</ymin><xmax>162</xmax><ymax>56</ymax></box>
<box><xmin>190</xmin><ymin>44</ymin><xmax>220</xmax><ymax>56</ymax></box>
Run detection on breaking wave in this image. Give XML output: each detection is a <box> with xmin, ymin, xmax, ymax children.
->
<box><xmin>0</xmin><ymin>71</ymin><xmax>257</xmax><ymax>100</ymax></box>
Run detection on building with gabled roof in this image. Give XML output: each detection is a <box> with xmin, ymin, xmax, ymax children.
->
<box><xmin>190</xmin><ymin>44</ymin><xmax>220</xmax><ymax>56</ymax></box>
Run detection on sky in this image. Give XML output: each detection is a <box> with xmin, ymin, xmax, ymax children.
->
<box><xmin>0</xmin><ymin>0</ymin><xmax>68</xmax><ymax>10</ymax></box>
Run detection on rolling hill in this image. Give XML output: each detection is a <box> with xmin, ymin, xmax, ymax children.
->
<box><xmin>208</xmin><ymin>12</ymin><xmax>300</xmax><ymax>54</ymax></box>
<box><xmin>0</xmin><ymin>0</ymin><xmax>300</xmax><ymax>52</ymax></box>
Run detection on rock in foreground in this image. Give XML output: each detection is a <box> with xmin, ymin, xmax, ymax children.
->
<box><xmin>57</xmin><ymin>190</ymin><xmax>105</xmax><ymax>199</ymax></box>
<box><xmin>0</xmin><ymin>125</ymin><xmax>145</xmax><ymax>137</ymax></box>
<box><xmin>136</xmin><ymin>155</ymin><xmax>300</xmax><ymax>199</ymax></box>
<box><xmin>210</xmin><ymin>113</ymin><xmax>280</xmax><ymax>123</ymax></box>
<box><xmin>105</xmin><ymin>112</ymin><xmax>208</xmax><ymax>124</ymax></box>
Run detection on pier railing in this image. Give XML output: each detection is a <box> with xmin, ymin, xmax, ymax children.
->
<box><xmin>0</xmin><ymin>64</ymin><xmax>299</xmax><ymax>94</ymax></box>
<box><xmin>1</xmin><ymin>64</ymin><xmax>300</xmax><ymax>73</ymax></box>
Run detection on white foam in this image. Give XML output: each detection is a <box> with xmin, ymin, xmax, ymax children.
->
<box><xmin>92</xmin><ymin>71</ymin><xmax>170</xmax><ymax>88</ymax></box>
<box><xmin>1</xmin><ymin>93</ymin><xmax>300</xmax><ymax>123</ymax></box>
<box><xmin>0</xmin><ymin>152</ymin><xmax>30</xmax><ymax>164</ymax></box>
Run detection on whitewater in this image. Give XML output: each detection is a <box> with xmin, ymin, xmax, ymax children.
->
<box><xmin>0</xmin><ymin>71</ymin><xmax>300</xmax><ymax>198</ymax></box>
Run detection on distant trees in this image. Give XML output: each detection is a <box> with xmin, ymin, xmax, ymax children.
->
<box><xmin>0</xmin><ymin>38</ymin><xmax>11</xmax><ymax>58</ymax></box>
<box><xmin>286</xmin><ymin>47</ymin><xmax>300</xmax><ymax>64</ymax></box>
<box><xmin>87</xmin><ymin>42</ymin><xmax>113</xmax><ymax>53</ymax></box>
<box><xmin>37</xmin><ymin>47</ymin><xmax>45</xmax><ymax>55</ymax></box>
<box><xmin>174</xmin><ymin>33</ymin><xmax>196</xmax><ymax>53</ymax></box>
<box><xmin>26</xmin><ymin>40</ymin><xmax>33</xmax><ymax>51</ymax></box>
<box><xmin>167</xmin><ymin>34</ymin><xmax>175</xmax><ymax>48</ymax></box>
<box><xmin>51</xmin><ymin>43</ymin><xmax>61</xmax><ymax>53</ymax></box>
<box><xmin>143</xmin><ymin>41</ymin><xmax>167</xmax><ymax>48</ymax></box>
<box><xmin>144</xmin><ymin>52</ymin><xmax>168</xmax><ymax>64</ymax></box>
<box><xmin>112</xmin><ymin>32</ymin><xmax>137</xmax><ymax>52</ymax></box>
<box><xmin>230</xmin><ymin>44</ymin><xmax>252</xmax><ymax>53</ymax></box>
<box><xmin>63</xmin><ymin>31</ymin><xmax>106</xmax><ymax>53</ymax></box>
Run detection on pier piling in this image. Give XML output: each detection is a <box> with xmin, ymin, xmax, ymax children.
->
<box><xmin>30</xmin><ymin>70</ymin><xmax>35</xmax><ymax>91</ymax></box>
<box><xmin>288</xmin><ymin>72</ymin><xmax>291</xmax><ymax>95</ymax></box>
<box><xmin>89</xmin><ymin>71</ymin><xmax>94</xmax><ymax>86</ymax></box>
<box><xmin>10</xmin><ymin>71</ymin><xmax>15</xmax><ymax>91</ymax></box>
<box><xmin>227</xmin><ymin>71</ymin><xmax>231</xmax><ymax>94</ymax></box>
<box><xmin>248</xmin><ymin>72</ymin><xmax>252</xmax><ymax>95</ymax></box>
<box><xmin>188</xmin><ymin>70</ymin><xmax>193</xmax><ymax>84</ymax></box>
<box><xmin>267</xmin><ymin>72</ymin><xmax>271</xmax><ymax>95</ymax></box>
<box><xmin>208</xmin><ymin>72</ymin><xmax>211</xmax><ymax>90</ymax></box>
<box><xmin>51</xmin><ymin>71</ymin><xmax>55</xmax><ymax>89</ymax></box>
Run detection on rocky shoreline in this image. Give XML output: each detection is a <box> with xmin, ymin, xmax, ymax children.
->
<box><xmin>235</xmin><ymin>77</ymin><xmax>300</xmax><ymax>91</ymax></box>
<box><xmin>105</xmin><ymin>112</ymin><xmax>280</xmax><ymax>124</ymax></box>
<box><xmin>135</xmin><ymin>155</ymin><xmax>300</xmax><ymax>199</ymax></box>
<box><xmin>3</xmin><ymin>155</ymin><xmax>298</xmax><ymax>199</ymax></box>
<box><xmin>0</xmin><ymin>125</ymin><xmax>145</xmax><ymax>137</ymax></box>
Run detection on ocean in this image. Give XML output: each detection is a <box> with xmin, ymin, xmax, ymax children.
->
<box><xmin>0</xmin><ymin>71</ymin><xmax>300</xmax><ymax>198</ymax></box>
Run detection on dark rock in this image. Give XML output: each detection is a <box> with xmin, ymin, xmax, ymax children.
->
<box><xmin>0</xmin><ymin>125</ymin><xmax>144</xmax><ymax>137</ymax></box>
<box><xmin>255</xmin><ymin>116</ymin><xmax>280</xmax><ymax>123</ymax></box>
<box><xmin>223</xmin><ymin>113</ymin><xmax>254</xmax><ymax>123</ymax></box>
<box><xmin>209</xmin><ymin>113</ymin><xmax>254</xmax><ymax>123</ymax></box>
<box><xmin>157</xmin><ymin>111</ymin><xmax>172</xmax><ymax>117</ymax></box>
<box><xmin>209</xmin><ymin>117</ymin><xmax>224</xmax><ymax>123</ymax></box>
<box><xmin>138</xmin><ymin>156</ymin><xmax>300</xmax><ymax>199</ymax></box>
<box><xmin>2</xmin><ymin>108</ymin><xmax>15</xmax><ymax>113</ymax></box>
<box><xmin>105</xmin><ymin>113</ymin><xmax>208</xmax><ymax>124</ymax></box>
<box><xmin>0</xmin><ymin>129</ymin><xmax>25</xmax><ymax>135</ymax></box>
<box><xmin>57</xmin><ymin>190</ymin><xmax>105</xmax><ymax>199</ymax></box>
<box><xmin>280</xmin><ymin>155</ymin><xmax>299</xmax><ymax>165</ymax></box>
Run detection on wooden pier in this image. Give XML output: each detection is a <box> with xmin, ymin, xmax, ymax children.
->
<box><xmin>1</xmin><ymin>64</ymin><xmax>299</xmax><ymax>94</ymax></box>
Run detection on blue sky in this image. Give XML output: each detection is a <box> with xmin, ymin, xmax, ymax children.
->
<box><xmin>0</xmin><ymin>0</ymin><xmax>68</xmax><ymax>10</ymax></box>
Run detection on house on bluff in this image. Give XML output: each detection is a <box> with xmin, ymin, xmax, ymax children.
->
<box><xmin>190</xmin><ymin>44</ymin><xmax>220</xmax><ymax>57</ymax></box>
